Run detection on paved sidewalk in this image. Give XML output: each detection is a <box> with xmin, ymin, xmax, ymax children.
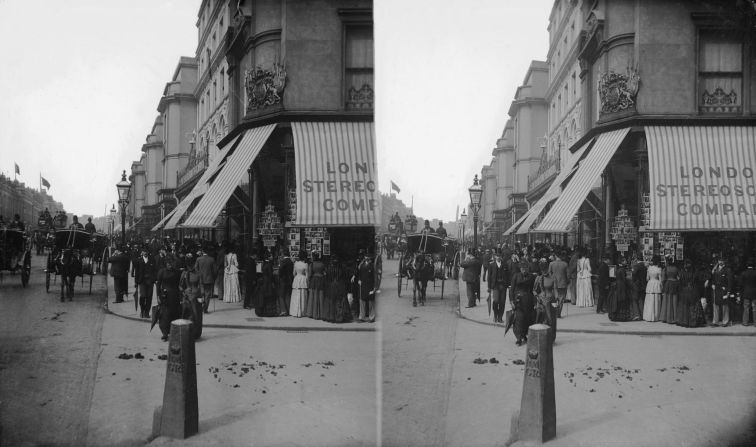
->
<box><xmin>456</xmin><ymin>277</ymin><xmax>756</xmax><ymax>336</ymax></box>
<box><xmin>104</xmin><ymin>275</ymin><xmax>375</xmax><ymax>332</ymax></box>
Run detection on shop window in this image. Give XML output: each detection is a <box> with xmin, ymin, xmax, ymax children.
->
<box><xmin>698</xmin><ymin>30</ymin><xmax>742</xmax><ymax>113</ymax></box>
<box><xmin>344</xmin><ymin>25</ymin><xmax>374</xmax><ymax>110</ymax></box>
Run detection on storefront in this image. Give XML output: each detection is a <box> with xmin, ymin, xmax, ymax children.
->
<box><xmin>154</xmin><ymin>120</ymin><xmax>379</xmax><ymax>264</ymax></box>
<box><xmin>510</xmin><ymin>124</ymin><xmax>756</xmax><ymax>268</ymax></box>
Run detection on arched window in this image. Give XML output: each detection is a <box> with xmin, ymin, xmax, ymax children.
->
<box><xmin>219</xmin><ymin>115</ymin><xmax>226</xmax><ymax>136</ymax></box>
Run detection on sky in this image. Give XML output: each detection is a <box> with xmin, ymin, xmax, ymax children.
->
<box><xmin>0</xmin><ymin>0</ymin><xmax>553</xmax><ymax>223</ymax></box>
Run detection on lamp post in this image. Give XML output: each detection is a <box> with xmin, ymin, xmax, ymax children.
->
<box><xmin>468</xmin><ymin>175</ymin><xmax>483</xmax><ymax>252</ymax></box>
<box><xmin>109</xmin><ymin>204</ymin><xmax>116</xmax><ymax>246</ymax></box>
<box><xmin>116</xmin><ymin>171</ymin><xmax>131</xmax><ymax>247</ymax></box>
<box><xmin>460</xmin><ymin>208</ymin><xmax>467</xmax><ymax>253</ymax></box>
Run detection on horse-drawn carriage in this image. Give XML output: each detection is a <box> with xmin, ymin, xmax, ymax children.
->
<box><xmin>45</xmin><ymin>229</ymin><xmax>100</xmax><ymax>299</ymax></box>
<box><xmin>0</xmin><ymin>228</ymin><xmax>32</xmax><ymax>287</ymax></box>
<box><xmin>396</xmin><ymin>233</ymin><xmax>448</xmax><ymax>306</ymax></box>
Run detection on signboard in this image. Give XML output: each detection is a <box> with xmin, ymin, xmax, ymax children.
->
<box><xmin>258</xmin><ymin>202</ymin><xmax>283</xmax><ymax>247</ymax></box>
<box><xmin>610</xmin><ymin>207</ymin><xmax>636</xmax><ymax>253</ymax></box>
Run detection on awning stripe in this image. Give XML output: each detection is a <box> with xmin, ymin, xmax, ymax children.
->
<box><xmin>646</xmin><ymin>126</ymin><xmax>756</xmax><ymax>231</ymax></box>
<box><xmin>181</xmin><ymin>124</ymin><xmax>276</xmax><ymax>228</ymax></box>
<box><xmin>151</xmin><ymin>207</ymin><xmax>178</xmax><ymax>232</ymax></box>
<box><xmin>293</xmin><ymin>122</ymin><xmax>379</xmax><ymax>226</ymax></box>
<box><xmin>533</xmin><ymin>128</ymin><xmax>630</xmax><ymax>233</ymax></box>
<box><xmin>502</xmin><ymin>211</ymin><xmax>531</xmax><ymax>236</ymax></box>
<box><xmin>514</xmin><ymin>138</ymin><xmax>594</xmax><ymax>235</ymax></box>
<box><xmin>163</xmin><ymin>134</ymin><xmax>242</xmax><ymax>230</ymax></box>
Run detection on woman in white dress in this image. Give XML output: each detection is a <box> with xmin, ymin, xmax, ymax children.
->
<box><xmin>289</xmin><ymin>251</ymin><xmax>309</xmax><ymax>317</ymax></box>
<box><xmin>575</xmin><ymin>249</ymin><xmax>594</xmax><ymax>307</ymax></box>
<box><xmin>643</xmin><ymin>256</ymin><xmax>663</xmax><ymax>321</ymax></box>
<box><xmin>223</xmin><ymin>245</ymin><xmax>241</xmax><ymax>303</ymax></box>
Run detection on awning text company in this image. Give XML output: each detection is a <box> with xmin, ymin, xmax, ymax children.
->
<box><xmin>655</xmin><ymin>165</ymin><xmax>756</xmax><ymax>217</ymax></box>
<box><xmin>302</xmin><ymin>161</ymin><xmax>378</xmax><ymax>212</ymax></box>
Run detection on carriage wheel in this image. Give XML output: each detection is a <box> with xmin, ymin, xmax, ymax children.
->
<box><xmin>21</xmin><ymin>252</ymin><xmax>31</xmax><ymax>288</ymax></box>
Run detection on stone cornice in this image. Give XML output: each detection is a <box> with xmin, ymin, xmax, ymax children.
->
<box><xmin>141</xmin><ymin>141</ymin><xmax>163</xmax><ymax>153</ymax></box>
<box><xmin>245</xmin><ymin>28</ymin><xmax>282</xmax><ymax>53</ymax></box>
<box><xmin>158</xmin><ymin>93</ymin><xmax>197</xmax><ymax>113</ymax></box>
<box><xmin>508</xmin><ymin>97</ymin><xmax>548</xmax><ymax>116</ymax></box>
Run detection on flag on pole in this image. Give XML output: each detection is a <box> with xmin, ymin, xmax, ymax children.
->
<box><xmin>390</xmin><ymin>181</ymin><xmax>401</xmax><ymax>193</ymax></box>
<box><xmin>41</xmin><ymin>176</ymin><xmax>51</xmax><ymax>189</ymax></box>
<box><xmin>14</xmin><ymin>163</ymin><xmax>20</xmax><ymax>175</ymax></box>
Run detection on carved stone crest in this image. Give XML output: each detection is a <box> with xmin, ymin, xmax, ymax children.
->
<box><xmin>245</xmin><ymin>63</ymin><xmax>287</xmax><ymax>112</ymax></box>
<box><xmin>598</xmin><ymin>66</ymin><xmax>640</xmax><ymax>114</ymax></box>
<box><xmin>701</xmin><ymin>87</ymin><xmax>739</xmax><ymax>113</ymax></box>
<box><xmin>346</xmin><ymin>83</ymin><xmax>374</xmax><ymax>110</ymax></box>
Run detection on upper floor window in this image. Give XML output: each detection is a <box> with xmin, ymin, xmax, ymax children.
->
<box><xmin>220</xmin><ymin>68</ymin><xmax>225</xmax><ymax>95</ymax></box>
<box><xmin>344</xmin><ymin>25</ymin><xmax>374</xmax><ymax>110</ymax></box>
<box><xmin>698</xmin><ymin>30</ymin><xmax>742</xmax><ymax>114</ymax></box>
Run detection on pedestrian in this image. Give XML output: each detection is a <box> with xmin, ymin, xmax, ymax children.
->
<box><xmin>533</xmin><ymin>260</ymin><xmax>557</xmax><ymax>344</ymax></box>
<box><xmin>308</xmin><ymin>252</ymin><xmax>326</xmax><ymax>319</ymax></box>
<box><xmin>739</xmin><ymin>258</ymin><xmax>756</xmax><ymax>326</ymax></box>
<box><xmin>596</xmin><ymin>254</ymin><xmax>611</xmax><ymax>314</ymax></box>
<box><xmin>277</xmin><ymin>250</ymin><xmax>294</xmax><ymax>316</ymax></box>
<box><xmin>643</xmin><ymin>256</ymin><xmax>663</xmax><ymax>322</ymax></box>
<box><xmin>289</xmin><ymin>250</ymin><xmax>309</xmax><ymax>318</ymax></box>
<box><xmin>179</xmin><ymin>253</ymin><xmax>203</xmax><ymax>340</ymax></box>
<box><xmin>709</xmin><ymin>257</ymin><xmax>733</xmax><ymax>327</ymax></box>
<box><xmin>223</xmin><ymin>243</ymin><xmax>241</xmax><ymax>304</ymax></box>
<box><xmin>133</xmin><ymin>247</ymin><xmax>157</xmax><ymax>318</ymax></box>
<box><xmin>575</xmin><ymin>248</ymin><xmax>594</xmax><ymax>308</ymax></box>
<box><xmin>548</xmin><ymin>251</ymin><xmax>569</xmax><ymax>318</ymax></box>
<box><xmin>243</xmin><ymin>250</ymin><xmax>259</xmax><ymax>310</ymax></box>
<box><xmin>566</xmin><ymin>248</ymin><xmax>579</xmax><ymax>305</ymax></box>
<box><xmin>156</xmin><ymin>255</ymin><xmax>181</xmax><ymax>342</ymax></box>
<box><xmin>195</xmin><ymin>247</ymin><xmax>217</xmax><ymax>314</ymax></box>
<box><xmin>108</xmin><ymin>245</ymin><xmax>131</xmax><ymax>303</ymax></box>
<box><xmin>358</xmin><ymin>251</ymin><xmax>376</xmax><ymax>322</ymax></box>
<box><xmin>676</xmin><ymin>259</ymin><xmax>706</xmax><ymax>327</ymax></box>
<box><xmin>660</xmin><ymin>257</ymin><xmax>680</xmax><ymax>323</ymax></box>
<box><xmin>487</xmin><ymin>251</ymin><xmax>510</xmax><ymax>323</ymax></box>
<box><xmin>460</xmin><ymin>250</ymin><xmax>482</xmax><ymax>308</ymax></box>
<box><xmin>511</xmin><ymin>262</ymin><xmax>536</xmax><ymax>346</ymax></box>
<box><xmin>214</xmin><ymin>242</ymin><xmax>227</xmax><ymax>301</ymax></box>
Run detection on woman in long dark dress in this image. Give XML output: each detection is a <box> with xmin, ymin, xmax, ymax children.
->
<box><xmin>660</xmin><ymin>258</ymin><xmax>680</xmax><ymax>323</ymax></box>
<box><xmin>687</xmin><ymin>262</ymin><xmax>709</xmax><ymax>327</ymax></box>
<box><xmin>156</xmin><ymin>256</ymin><xmax>182</xmax><ymax>341</ymax></box>
<box><xmin>511</xmin><ymin>262</ymin><xmax>536</xmax><ymax>346</ymax></box>
<box><xmin>325</xmin><ymin>260</ymin><xmax>349</xmax><ymax>323</ymax></box>
<box><xmin>255</xmin><ymin>258</ymin><xmax>277</xmax><ymax>317</ymax></box>
<box><xmin>607</xmin><ymin>264</ymin><xmax>633</xmax><ymax>322</ymax></box>
<box><xmin>307</xmin><ymin>252</ymin><xmax>326</xmax><ymax>320</ymax></box>
<box><xmin>532</xmin><ymin>260</ymin><xmax>557</xmax><ymax>344</ymax></box>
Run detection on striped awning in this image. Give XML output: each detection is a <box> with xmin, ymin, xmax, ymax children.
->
<box><xmin>292</xmin><ymin>122</ymin><xmax>379</xmax><ymax>226</ymax></box>
<box><xmin>502</xmin><ymin>211</ymin><xmax>530</xmax><ymax>236</ymax></box>
<box><xmin>533</xmin><ymin>128</ymin><xmax>630</xmax><ymax>233</ymax></box>
<box><xmin>163</xmin><ymin>133</ymin><xmax>243</xmax><ymax>230</ymax></box>
<box><xmin>181</xmin><ymin>124</ymin><xmax>276</xmax><ymax>228</ymax></box>
<box><xmin>151</xmin><ymin>207</ymin><xmax>177</xmax><ymax>232</ymax></box>
<box><xmin>646</xmin><ymin>126</ymin><xmax>756</xmax><ymax>231</ymax></box>
<box><xmin>515</xmin><ymin>138</ymin><xmax>594</xmax><ymax>234</ymax></box>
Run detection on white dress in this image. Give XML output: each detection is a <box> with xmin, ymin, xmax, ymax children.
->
<box><xmin>289</xmin><ymin>260</ymin><xmax>308</xmax><ymax>317</ymax></box>
<box><xmin>223</xmin><ymin>252</ymin><xmax>241</xmax><ymax>303</ymax></box>
<box><xmin>643</xmin><ymin>265</ymin><xmax>662</xmax><ymax>321</ymax></box>
<box><xmin>575</xmin><ymin>257</ymin><xmax>594</xmax><ymax>307</ymax></box>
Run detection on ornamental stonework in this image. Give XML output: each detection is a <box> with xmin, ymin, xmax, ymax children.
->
<box><xmin>701</xmin><ymin>87</ymin><xmax>739</xmax><ymax>113</ymax></box>
<box><xmin>598</xmin><ymin>67</ymin><xmax>640</xmax><ymax>114</ymax></box>
<box><xmin>346</xmin><ymin>83</ymin><xmax>374</xmax><ymax>110</ymax></box>
<box><xmin>245</xmin><ymin>63</ymin><xmax>287</xmax><ymax>112</ymax></box>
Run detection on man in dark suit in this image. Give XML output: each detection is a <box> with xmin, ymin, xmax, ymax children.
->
<box><xmin>567</xmin><ymin>249</ymin><xmax>579</xmax><ymax>304</ymax></box>
<box><xmin>597</xmin><ymin>254</ymin><xmax>611</xmax><ymax>314</ymax></box>
<box><xmin>195</xmin><ymin>247</ymin><xmax>217</xmax><ymax>314</ymax></box>
<box><xmin>739</xmin><ymin>258</ymin><xmax>756</xmax><ymax>326</ymax></box>
<box><xmin>460</xmin><ymin>251</ymin><xmax>482</xmax><ymax>308</ymax></box>
<box><xmin>133</xmin><ymin>248</ymin><xmax>157</xmax><ymax>318</ymax></box>
<box><xmin>277</xmin><ymin>250</ymin><xmax>294</xmax><ymax>316</ymax></box>
<box><xmin>358</xmin><ymin>252</ymin><xmax>376</xmax><ymax>322</ymax></box>
<box><xmin>548</xmin><ymin>251</ymin><xmax>569</xmax><ymax>318</ymax></box>
<box><xmin>109</xmin><ymin>245</ymin><xmax>131</xmax><ymax>303</ymax></box>
<box><xmin>487</xmin><ymin>251</ymin><xmax>511</xmax><ymax>323</ymax></box>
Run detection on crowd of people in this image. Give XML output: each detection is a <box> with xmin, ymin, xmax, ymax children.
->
<box><xmin>460</xmin><ymin>242</ymin><xmax>756</xmax><ymax>346</ymax></box>
<box><xmin>107</xmin><ymin>237</ymin><xmax>378</xmax><ymax>341</ymax></box>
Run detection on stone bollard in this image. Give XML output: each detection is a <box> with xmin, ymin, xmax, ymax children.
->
<box><xmin>157</xmin><ymin>319</ymin><xmax>198</xmax><ymax>439</ymax></box>
<box><xmin>509</xmin><ymin>324</ymin><xmax>556</xmax><ymax>445</ymax></box>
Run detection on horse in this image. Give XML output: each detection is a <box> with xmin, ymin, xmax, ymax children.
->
<box><xmin>57</xmin><ymin>249</ymin><xmax>82</xmax><ymax>302</ymax></box>
<box><xmin>412</xmin><ymin>254</ymin><xmax>435</xmax><ymax>307</ymax></box>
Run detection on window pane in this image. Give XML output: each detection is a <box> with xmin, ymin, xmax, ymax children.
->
<box><xmin>346</xmin><ymin>26</ymin><xmax>373</xmax><ymax>69</ymax></box>
<box><xmin>700</xmin><ymin>32</ymin><xmax>742</xmax><ymax>72</ymax></box>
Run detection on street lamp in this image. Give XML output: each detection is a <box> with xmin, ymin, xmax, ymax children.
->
<box><xmin>109</xmin><ymin>204</ymin><xmax>116</xmax><ymax>246</ymax></box>
<box><xmin>468</xmin><ymin>175</ymin><xmax>483</xmax><ymax>252</ymax></box>
<box><xmin>116</xmin><ymin>170</ymin><xmax>131</xmax><ymax>247</ymax></box>
<box><xmin>460</xmin><ymin>208</ymin><xmax>467</xmax><ymax>253</ymax></box>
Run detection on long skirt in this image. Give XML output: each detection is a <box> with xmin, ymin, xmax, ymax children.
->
<box><xmin>643</xmin><ymin>292</ymin><xmax>661</xmax><ymax>321</ymax></box>
<box><xmin>575</xmin><ymin>276</ymin><xmax>594</xmax><ymax>307</ymax></box>
<box><xmin>607</xmin><ymin>285</ymin><xmax>633</xmax><ymax>322</ymax></box>
<box><xmin>290</xmin><ymin>288</ymin><xmax>307</xmax><ymax>317</ymax></box>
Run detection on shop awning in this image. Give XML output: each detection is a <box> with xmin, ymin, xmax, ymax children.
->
<box><xmin>163</xmin><ymin>133</ymin><xmax>243</xmax><ymax>230</ymax></box>
<box><xmin>533</xmin><ymin>128</ymin><xmax>630</xmax><ymax>233</ymax></box>
<box><xmin>292</xmin><ymin>122</ymin><xmax>379</xmax><ymax>226</ymax></box>
<box><xmin>646</xmin><ymin>125</ymin><xmax>756</xmax><ymax>231</ymax></box>
<box><xmin>151</xmin><ymin>207</ymin><xmax>178</xmax><ymax>232</ymax></box>
<box><xmin>181</xmin><ymin>124</ymin><xmax>276</xmax><ymax>228</ymax></box>
<box><xmin>502</xmin><ymin>212</ymin><xmax>530</xmax><ymax>236</ymax></box>
<box><xmin>515</xmin><ymin>138</ymin><xmax>594</xmax><ymax>235</ymax></box>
